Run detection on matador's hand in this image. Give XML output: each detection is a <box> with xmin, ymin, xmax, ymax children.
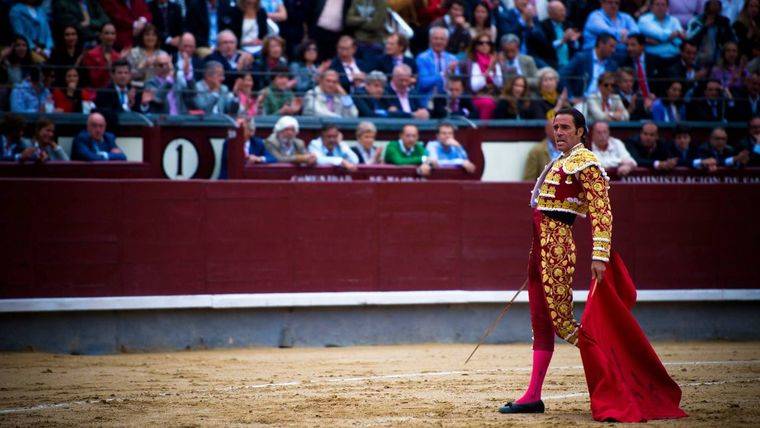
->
<box><xmin>591</xmin><ymin>261</ymin><xmax>606</xmax><ymax>283</ymax></box>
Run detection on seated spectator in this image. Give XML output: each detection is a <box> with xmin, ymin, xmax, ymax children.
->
<box><xmin>263</xmin><ymin>115</ymin><xmax>316</xmax><ymax>165</ymax></box>
<box><xmin>10</xmin><ymin>67</ymin><xmax>54</xmax><ymax>113</ymax></box>
<box><xmin>616</xmin><ymin>68</ymin><xmax>652</xmax><ymax>120</ymax></box>
<box><xmin>710</xmin><ymin>42</ymin><xmax>748</xmax><ymax>93</ymax></box>
<box><xmin>219</xmin><ymin>117</ymin><xmax>274</xmax><ymax>179</ymax></box>
<box><xmin>353</xmin><ymin>70</ymin><xmax>395</xmax><ymax>118</ymax></box>
<box><xmin>560</xmin><ymin>32</ymin><xmax>619</xmax><ymax>100</ymax></box>
<box><xmin>431</xmin><ymin>75</ymin><xmax>478</xmax><ymax>119</ymax></box>
<box><xmin>377</xmin><ymin>33</ymin><xmax>418</xmax><ymax>76</ymax></box>
<box><xmin>308</xmin><ymin>123</ymin><xmax>359</xmax><ymax>170</ymax></box>
<box><xmin>663</xmin><ymin>41</ymin><xmax>707</xmax><ymax>96</ymax></box>
<box><xmin>637</xmin><ymin>0</ymin><xmax>685</xmax><ymax>62</ymax></box>
<box><xmin>469</xmin><ymin>2</ymin><xmax>497</xmax><ymax>42</ymax></box>
<box><xmin>302</xmin><ymin>70</ymin><xmax>358</xmax><ymax>118</ymax></box>
<box><xmin>625</xmin><ymin>121</ymin><xmax>678</xmax><ymax>170</ymax></box>
<box><xmin>387</xmin><ymin>64</ymin><xmax>430</xmax><ymax>119</ymax></box>
<box><xmin>464</xmin><ymin>31</ymin><xmax>504</xmax><ymax>119</ymax></box>
<box><xmin>696</xmin><ymin>127</ymin><xmax>750</xmax><ymax>169</ymax></box>
<box><xmin>534</xmin><ymin>67</ymin><xmax>570</xmax><ymax>119</ymax></box>
<box><xmin>54</xmin><ymin>0</ymin><xmax>110</xmax><ymax>46</ymax></box>
<box><xmin>1</xmin><ymin>35</ymin><xmax>40</xmax><ymax>86</ymax></box>
<box><xmin>590</xmin><ymin>121</ymin><xmax>637</xmax><ymax>175</ymax></box>
<box><xmin>670</xmin><ymin>125</ymin><xmax>708</xmax><ymax>168</ymax></box>
<box><xmin>204</xmin><ymin>30</ymin><xmax>254</xmax><ymax>90</ymax></box>
<box><xmin>586</xmin><ymin>72</ymin><xmax>629</xmax><ymax>121</ymax></box>
<box><xmin>431</xmin><ymin>0</ymin><xmax>472</xmax><ymax>55</ymax></box>
<box><xmin>732</xmin><ymin>73</ymin><xmax>760</xmax><ymax>122</ymax></box>
<box><xmin>0</xmin><ymin>114</ymin><xmax>35</xmax><ymax>162</ymax></box>
<box><xmin>495</xmin><ymin>0</ymin><xmax>547</xmax><ymax>60</ymax></box>
<box><xmin>351</xmin><ymin>121</ymin><xmax>383</xmax><ymax>164</ymax></box>
<box><xmin>499</xmin><ymin>34</ymin><xmax>538</xmax><ymax>90</ymax></box>
<box><xmin>234</xmin><ymin>72</ymin><xmax>258</xmax><ymax>117</ymax></box>
<box><xmin>426</xmin><ymin>122</ymin><xmax>476</xmax><ymax>173</ymax></box>
<box><xmin>32</xmin><ymin>118</ymin><xmax>68</xmax><ymax>161</ymax></box>
<box><xmin>494</xmin><ymin>75</ymin><xmax>541</xmax><ymax>119</ymax></box>
<box><xmin>345</xmin><ymin>0</ymin><xmax>389</xmax><ymax>62</ymax></box>
<box><xmin>686</xmin><ymin>0</ymin><xmax>735</xmax><ymax>66</ymax></box>
<box><xmin>538</xmin><ymin>0</ymin><xmax>580</xmax><ymax>71</ymax></box>
<box><xmin>619</xmin><ymin>34</ymin><xmax>658</xmax><ymax>100</ymax></box>
<box><xmin>81</xmin><ymin>23</ymin><xmax>121</xmax><ymax>89</ymax></box>
<box><xmin>733</xmin><ymin>0</ymin><xmax>760</xmax><ymax>59</ymax></box>
<box><xmin>258</xmin><ymin>65</ymin><xmax>301</xmax><ymax>115</ymax></box>
<box><xmin>174</xmin><ymin>32</ymin><xmax>205</xmax><ymax>84</ymax></box>
<box><xmin>53</xmin><ymin>67</ymin><xmax>96</xmax><ymax>113</ymax></box>
<box><xmin>651</xmin><ymin>80</ymin><xmax>686</xmax><ymax>122</ymax></box>
<box><xmin>94</xmin><ymin>59</ymin><xmax>142</xmax><ymax>113</ymax></box>
<box><xmin>290</xmin><ymin>39</ymin><xmax>330</xmax><ymax>94</ymax></box>
<box><xmin>582</xmin><ymin>0</ymin><xmax>639</xmax><ymax>51</ymax></box>
<box><xmin>416</xmin><ymin>27</ymin><xmax>458</xmax><ymax>107</ymax></box>
<box><xmin>523</xmin><ymin>119</ymin><xmax>561</xmax><ymax>181</ymax></box>
<box><xmin>10</xmin><ymin>0</ymin><xmax>54</xmax><ymax>58</ymax></box>
<box><xmin>329</xmin><ymin>35</ymin><xmax>370</xmax><ymax>93</ymax></box>
<box><xmin>251</xmin><ymin>35</ymin><xmax>289</xmax><ymax>90</ymax></box>
<box><xmin>124</xmin><ymin>24</ymin><xmax>169</xmax><ymax>86</ymax></box>
<box><xmin>149</xmin><ymin>0</ymin><xmax>184</xmax><ymax>52</ymax></box>
<box><xmin>384</xmin><ymin>124</ymin><xmax>434</xmax><ymax>176</ymax></box>
<box><xmin>193</xmin><ymin>61</ymin><xmax>238</xmax><ymax>114</ymax></box>
<box><xmin>139</xmin><ymin>52</ymin><xmax>187</xmax><ymax>114</ymax></box>
<box><xmin>71</xmin><ymin>112</ymin><xmax>127</xmax><ymax>161</ymax></box>
<box><xmin>232</xmin><ymin>0</ymin><xmax>268</xmax><ymax>55</ymax></box>
<box><xmin>98</xmin><ymin>0</ymin><xmax>151</xmax><ymax>51</ymax></box>
<box><xmin>737</xmin><ymin>116</ymin><xmax>760</xmax><ymax>152</ymax></box>
<box><xmin>48</xmin><ymin>26</ymin><xmax>84</xmax><ymax>88</ymax></box>
<box><xmin>686</xmin><ymin>79</ymin><xmax>733</xmax><ymax>122</ymax></box>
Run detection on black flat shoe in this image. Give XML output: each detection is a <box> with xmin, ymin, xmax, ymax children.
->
<box><xmin>498</xmin><ymin>400</ymin><xmax>545</xmax><ymax>414</ymax></box>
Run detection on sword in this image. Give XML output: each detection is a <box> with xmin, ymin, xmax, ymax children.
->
<box><xmin>464</xmin><ymin>278</ymin><xmax>529</xmax><ymax>365</ymax></box>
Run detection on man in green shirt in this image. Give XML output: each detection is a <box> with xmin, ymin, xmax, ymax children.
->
<box><xmin>384</xmin><ymin>124</ymin><xmax>435</xmax><ymax>176</ymax></box>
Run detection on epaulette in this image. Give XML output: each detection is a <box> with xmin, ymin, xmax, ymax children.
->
<box><xmin>561</xmin><ymin>147</ymin><xmax>605</xmax><ymax>176</ymax></box>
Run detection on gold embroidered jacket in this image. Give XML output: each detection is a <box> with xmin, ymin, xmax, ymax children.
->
<box><xmin>530</xmin><ymin>144</ymin><xmax>613</xmax><ymax>262</ymax></box>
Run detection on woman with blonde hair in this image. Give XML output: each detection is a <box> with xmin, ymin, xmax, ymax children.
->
<box><xmin>535</xmin><ymin>67</ymin><xmax>570</xmax><ymax>119</ymax></box>
<box><xmin>251</xmin><ymin>35</ymin><xmax>289</xmax><ymax>90</ymax></box>
<box><xmin>585</xmin><ymin>71</ymin><xmax>628</xmax><ymax>121</ymax></box>
<box><xmin>351</xmin><ymin>121</ymin><xmax>383</xmax><ymax>164</ymax></box>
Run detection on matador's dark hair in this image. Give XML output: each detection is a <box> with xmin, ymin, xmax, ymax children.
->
<box><xmin>554</xmin><ymin>107</ymin><xmax>588</xmax><ymax>146</ymax></box>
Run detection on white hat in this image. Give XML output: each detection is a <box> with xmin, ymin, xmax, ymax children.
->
<box><xmin>274</xmin><ymin>116</ymin><xmax>299</xmax><ymax>134</ymax></box>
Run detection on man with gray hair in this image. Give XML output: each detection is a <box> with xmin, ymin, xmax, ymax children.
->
<box><xmin>264</xmin><ymin>116</ymin><xmax>316</xmax><ymax>165</ymax></box>
<box><xmin>352</xmin><ymin>70</ymin><xmax>396</xmax><ymax>117</ymax></box>
<box><xmin>538</xmin><ymin>0</ymin><xmax>580</xmax><ymax>70</ymax></box>
<box><xmin>302</xmin><ymin>69</ymin><xmax>358</xmax><ymax>118</ymax></box>
<box><xmin>416</xmin><ymin>26</ymin><xmax>458</xmax><ymax>106</ymax></box>
<box><xmin>140</xmin><ymin>52</ymin><xmax>188</xmax><ymax>114</ymax></box>
<box><xmin>388</xmin><ymin>64</ymin><xmax>429</xmax><ymax>119</ymax></box>
<box><xmin>500</xmin><ymin>33</ymin><xmax>539</xmax><ymax>89</ymax></box>
<box><xmin>204</xmin><ymin>30</ymin><xmax>254</xmax><ymax>88</ymax></box>
<box><xmin>193</xmin><ymin>61</ymin><xmax>238</xmax><ymax>114</ymax></box>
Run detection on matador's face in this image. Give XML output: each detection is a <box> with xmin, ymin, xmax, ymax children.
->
<box><xmin>552</xmin><ymin>114</ymin><xmax>582</xmax><ymax>153</ymax></box>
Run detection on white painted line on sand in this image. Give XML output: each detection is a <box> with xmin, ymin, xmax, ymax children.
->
<box><xmin>2</xmin><ymin>360</ymin><xmax>759</xmax><ymax>414</ymax></box>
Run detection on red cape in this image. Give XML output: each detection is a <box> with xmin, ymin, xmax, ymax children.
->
<box><xmin>579</xmin><ymin>251</ymin><xmax>688</xmax><ymax>422</ymax></box>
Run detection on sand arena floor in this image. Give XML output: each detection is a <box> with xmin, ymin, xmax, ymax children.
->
<box><xmin>0</xmin><ymin>342</ymin><xmax>759</xmax><ymax>426</ymax></box>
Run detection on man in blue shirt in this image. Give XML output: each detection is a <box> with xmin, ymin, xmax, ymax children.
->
<box><xmin>71</xmin><ymin>112</ymin><xmax>127</xmax><ymax>161</ymax></box>
<box><xmin>416</xmin><ymin>27</ymin><xmax>458</xmax><ymax>107</ymax></box>
<box><xmin>637</xmin><ymin>0</ymin><xmax>685</xmax><ymax>61</ymax></box>
<box><xmin>307</xmin><ymin>123</ymin><xmax>359</xmax><ymax>171</ymax></box>
<box><xmin>10</xmin><ymin>67</ymin><xmax>52</xmax><ymax>113</ymax></box>
<box><xmin>582</xmin><ymin>0</ymin><xmax>639</xmax><ymax>52</ymax></box>
<box><xmin>425</xmin><ymin>122</ymin><xmax>476</xmax><ymax>174</ymax></box>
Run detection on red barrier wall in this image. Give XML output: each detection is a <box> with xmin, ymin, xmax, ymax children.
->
<box><xmin>1</xmin><ymin>179</ymin><xmax>758</xmax><ymax>299</ymax></box>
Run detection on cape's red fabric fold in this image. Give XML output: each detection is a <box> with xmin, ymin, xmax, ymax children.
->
<box><xmin>579</xmin><ymin>251</ymin><xmax>688</xmax><ymax>422</ymax></box>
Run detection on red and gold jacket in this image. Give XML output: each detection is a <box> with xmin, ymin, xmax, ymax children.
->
<box><xmin>530</xmin><ymin>143</ymin><xmax>613</xmax><ymax>262</ymax></box>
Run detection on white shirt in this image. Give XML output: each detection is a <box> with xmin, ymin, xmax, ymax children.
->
<box><xmin>592</xmin><ymin>137</ymin><xmax>637</xmax><ymax>168</ymax></box>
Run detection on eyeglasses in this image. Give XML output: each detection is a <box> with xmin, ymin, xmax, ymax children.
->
<box><xmin>476</xmin><ymin>40</ymin><xmax>491</xmax><ymax>45</ymax></box>
<box><xmin>602</xmin><ymin>83</ymin><xmax>614</xmax><ymax>88</ymax></box>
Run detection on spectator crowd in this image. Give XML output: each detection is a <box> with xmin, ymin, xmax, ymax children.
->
<box><xmin>1</xmin><ymin>0</ymin><xmax>759</xmax><ymax>174</ymax></box>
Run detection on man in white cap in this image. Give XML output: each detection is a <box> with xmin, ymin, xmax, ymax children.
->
<box><xmin>264</xmin><ymin>116</ymin><xmax>316</xmax><ymax>165</ymax></box>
